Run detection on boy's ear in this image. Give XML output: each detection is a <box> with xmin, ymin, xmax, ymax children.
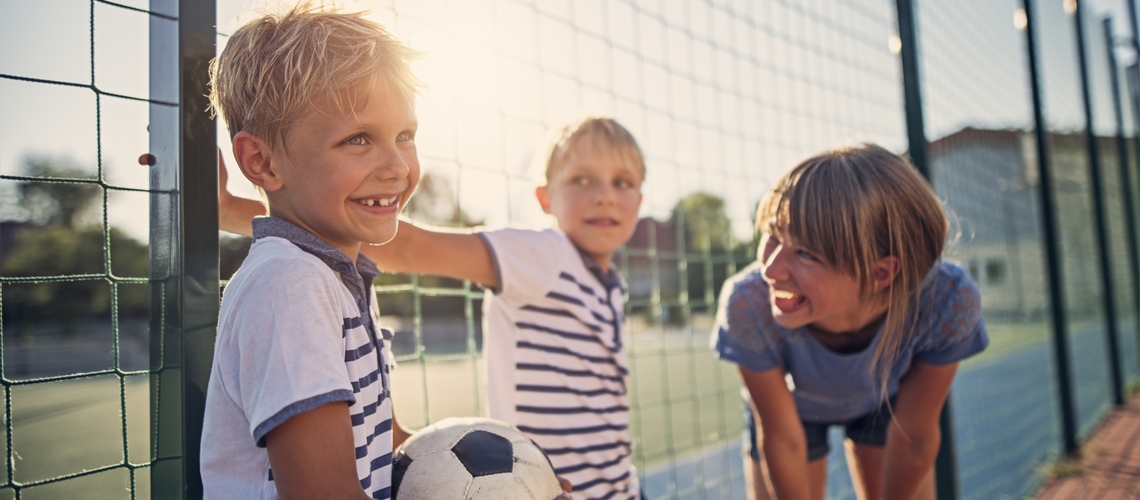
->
<box><xmin>232</xmin><ymin>131</ymin><xmax>285</xmax><ymax>193</ymax></box>
<box><xmin>535</xmin><ymin>185</ymin><xmax>553</xmax><ymax>214</ymax></box>
<box><xmin>872</xmin><ymin>256</ymin><xmax>901</xmax><ymax>292</ymax></box>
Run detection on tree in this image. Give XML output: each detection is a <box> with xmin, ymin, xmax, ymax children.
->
<box><xmin>404</xmin><ymin>173</ymin><xmax>483</xmax><ymax>228</ymax></box>
<box><xmin>1</xmin><ymin>156</ymin><xmax>149</xmax><ymax>333</ymax></box>
<box><xmin>670</xmin><ymin>192</ymin><xmax>734</xmax><ymax>253</ymax></box>
<box><xmin>15</xmin><ymin>155</ymin><xmax>102</xmax><ymax>227</ymax></box>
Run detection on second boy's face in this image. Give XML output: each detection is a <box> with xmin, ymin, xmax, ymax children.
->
<box><xmin>268</xmin><ymin>81</ymin><xmax>420</xmax><ymax>258</ymax></box>
<box><xmin>538</xmin><ymin>146</ymin><xmax>643</xmax><ymax>269</ymax></box>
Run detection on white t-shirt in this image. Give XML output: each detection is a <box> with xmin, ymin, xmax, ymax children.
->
<box><xmin>201</xmin><ymin>218</ymin><xmax>395</xmax><ymax>499</ymax></box>
<box><xmin>479</xmin><ymin>228</ymin><xmax>640</xmax><ymax>500</ymax></box>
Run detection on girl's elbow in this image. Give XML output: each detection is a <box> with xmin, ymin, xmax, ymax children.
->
<box><xmin>762</xmin><ymin>434</ymin><xmax>808</xmax><ymax>461</ymax></box>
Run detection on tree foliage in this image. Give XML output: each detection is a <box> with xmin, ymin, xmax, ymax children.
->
<box><xmin>1</xmin><ymin>156</ymin><xmax>149</xmax><ymax>332</ymax></box>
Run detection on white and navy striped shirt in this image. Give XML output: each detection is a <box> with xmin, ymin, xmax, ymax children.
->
<box><xmin>202</xmin><ymin>217</ymin><xmax>395</xmax><ymax>499</ymax></box>
<box><xmin>480</xmin><ymin>228</ymin><xmax>639</xmax><ymax>500</ymax></box>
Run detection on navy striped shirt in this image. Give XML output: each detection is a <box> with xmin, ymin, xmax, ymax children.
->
<box><xmin>480</xmin><ymin>228</ymin><xmax>639</xmax><ymax>500</ymax></box>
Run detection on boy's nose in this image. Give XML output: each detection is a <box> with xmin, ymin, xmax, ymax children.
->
<box><xmin>594</xmin><ymin>183</ymin><xmax>617</xmax><ymax>205</ymax></box>
<box><xmin>374</xmin><ymin>144</ymin><xmax>411</xmax><ymax>180</ymax></box>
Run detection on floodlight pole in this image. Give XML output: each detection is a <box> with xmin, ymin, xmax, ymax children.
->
<box><xmin>1021</xmin><ymin>0</ymin><xmax>1080</xmax><ymax>457</ymax></box>
<box><xmin>893</xmin><ymin>1</ymin><xmax>959</xmax><ymax>499</ymax></box>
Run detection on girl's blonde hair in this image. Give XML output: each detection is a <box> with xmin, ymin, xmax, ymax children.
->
<box><xmin>757</xmin><ymin>144</ymin><xmax>948</xmax><ymax>396</ymax></box>
<box><xmin>208</xmin><ymin>2</ymin><xmax>422</xmax><ymax>152</ymax></box>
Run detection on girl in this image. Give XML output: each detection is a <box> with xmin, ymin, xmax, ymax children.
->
<box><xmin>712</xmin><ymin>144</ymin><xmax>988</xmax><ymax>500</ymax></box>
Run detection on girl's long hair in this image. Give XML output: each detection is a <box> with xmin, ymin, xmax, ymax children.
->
<box><xmin>756</xmin><ymin>144</ymin><xmax>948</xmax><ymax>397</ymax></box>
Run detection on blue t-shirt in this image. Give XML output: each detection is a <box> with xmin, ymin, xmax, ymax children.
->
<box><xmin>711</xmin><ymin>260</ymin><xmax>988</xmax><ymax>422</ymax></box>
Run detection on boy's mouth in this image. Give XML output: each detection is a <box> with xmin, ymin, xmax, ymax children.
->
<box><xmin>585</xmin><ymin>217</ymin><xmax>619</xmax><ymax>227</ymax></box>
<box><xmin>771</xmin><ymin>289</ymin><xmax>807</xmax><ymax>313</ymax></box>
<box><xmin>353</xmin><ymin>195</ymin><xmax>400</xmax><ymax>208</ymax></box>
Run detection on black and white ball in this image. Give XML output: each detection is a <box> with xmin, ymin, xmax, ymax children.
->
<box><xmin>391</xmin><ymin>417</ymin><xmax>562</xmax><ymax>500</ymax></box>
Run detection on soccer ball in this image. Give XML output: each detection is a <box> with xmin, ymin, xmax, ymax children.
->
<box><xmin>392</xmin><ymin>417</ymin><xmax>562</xmax><ymax>500</ymax></box>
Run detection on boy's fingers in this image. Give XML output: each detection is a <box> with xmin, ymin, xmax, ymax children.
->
<box><xmin>558</xmin><ymin>477</ymin><xmax>572</xmax><ymax>493</ymax></box>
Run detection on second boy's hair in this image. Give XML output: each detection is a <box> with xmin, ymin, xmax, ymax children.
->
<box><xmin>540</xmin><ymin>117</ymin><xmax>646</xmax><ymax>184</ymax></box>
<box><xmin>208</xmin><ymin>3</ymin><xmax>421</xmax><ymax>152</ymax></box>
<box><xmin>757</xmin><ymin>144</ymin><xmax>948</xmax><ymax>396</ymax></box>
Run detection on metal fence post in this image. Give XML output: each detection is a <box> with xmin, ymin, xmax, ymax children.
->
<box><xmin>1073</xmin><ymin>1</ymin><xmax>1125</xmax><ymax>407</ymax></box>
<box><xmin>893</xmin><ymin>1</ymin><xmax>959</xmax><ymax>498</ymax></box>
<box><xmin>149</xmin><ymin>0</ymin><xmax>218</xmax><ymax>498</ymax></box>
<box><xmin>1104</xmin><ymin>16</ymin><xmax>1140</xmax><ymax>401</ymax></box>
<box><xmin>1021</xmin><ymin>0</ymin><xmax>1080</xmax><ymax>457</ymax></box>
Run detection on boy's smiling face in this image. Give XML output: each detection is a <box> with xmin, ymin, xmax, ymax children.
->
<box><xmin>260</xmin><ymin>81</ymin><xmax>420</xmax><ymax>259</ymax></box>
<box><xmin>537</xmin><ymin>144</ymin><xmax>643</xmax><ymax>269</ymax></box>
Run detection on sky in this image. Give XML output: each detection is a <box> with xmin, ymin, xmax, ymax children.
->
<box><xmin>1</xmin><ymin>0</ymin><xmax>1136</xmax><ymax>244</ymax></box>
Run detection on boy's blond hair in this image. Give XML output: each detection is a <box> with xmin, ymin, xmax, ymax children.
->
<box><xmin>208</xmin><ymin>3</ymin><xmax>421</xmax><ymax>152</ymax></box>
<box><xmin>540</xmin><ymin>117</ymin><xmax>646</xmax><ymax>184</ymax></box>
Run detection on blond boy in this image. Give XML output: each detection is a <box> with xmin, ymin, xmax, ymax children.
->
<box><xmin>221</xmin><ymin>118</ymin><xmax>647</xmax><ymax>499</ymax></box>
<box><xmin>200</xmin><ymin>6</ymin><xmax>421</xmax><ymax>499</ymax></box>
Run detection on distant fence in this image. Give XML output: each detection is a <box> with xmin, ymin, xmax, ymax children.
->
<box><xmin>3</xmin><ymin>0</ymin><xmax>1140</xmax><ymax>499</ymax></box>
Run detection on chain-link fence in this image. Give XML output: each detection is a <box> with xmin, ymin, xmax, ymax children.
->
<box><xmin>4</xmin><ymin>0</ymin><xmax>1140</xmax><ymax>499</ymax></box>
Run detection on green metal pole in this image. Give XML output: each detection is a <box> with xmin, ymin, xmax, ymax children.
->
<box><xmin>1022</xmin><ymin>0</ymin><xmax>1080</xmax><ymax>456</ymax></box>
<box><xmin>1073</xmin><ymin>0</ymin><xmax>1125</xmax><ymax>407</ymax></box>
<box><xmin>149</xmin><ymin>0</ymin><xmax>218</xmax><ymax>498</ymax></box>
<box><xmin>1104</xmin><ymin>17</ymin><xmax>1140</xmax><ymax>403</ymax></box>
<box><xmin>893</xmin><ymin>1</ymin><xmax>958</xmax><ymax>498</ymax></box>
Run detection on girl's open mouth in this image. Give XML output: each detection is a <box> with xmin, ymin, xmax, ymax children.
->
<box><xmin>772</xmin><ymin>289</ymin><xmax>807</xmax><ymax>313</ymax></box>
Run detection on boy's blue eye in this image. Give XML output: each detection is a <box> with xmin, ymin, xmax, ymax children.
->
<box><xmin>397</xmin><ymin>131</ymin><xmax>412</xmax><ymax>142</ymax></box>
<box><xmin>797</xmin><ymin>249</ymin><xmax>817</xmax><ymax>261</ymax></box>
<box><xmin>345</xmin><ymin>135</ymin><xmax>365</xmax><ymax>145</ymax></box>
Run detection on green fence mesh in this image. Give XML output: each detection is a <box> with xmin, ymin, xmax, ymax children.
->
<box><xmin>0</xmin><ymin>1</ymin><xmax>170</xmax><ymax>498</ymax></box>
<box><xmin>5</xmin><ymin>0</ymin><xmax>1140</xmax><ymax>499</ymax></box>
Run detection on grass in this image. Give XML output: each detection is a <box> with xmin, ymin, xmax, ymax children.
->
<box><xmin>4</xmin><ymin>375</ymin><xmax>150</xmax><ymax>499</ymax></box>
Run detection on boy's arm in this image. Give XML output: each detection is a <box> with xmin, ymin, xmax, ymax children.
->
<box><xmin>264</xmin><ymin>401</ymin><xmax>371</xmax><ymax>500</ymax></box>
<box><xmin>218</xmin><ymin>151</ymin><xmax>266</xmax><ymax>236</ymax></box>
<box><xmin>739</xmin><ymin>366</ymin><xmax>813</xmax><ymax>500</ymax></box>
<box><xmin>362</xmin><ymin>221</ymin><xmax>497</xmax><ymax>289</ymax></box>
<box><xmin>217</xmin><ymin>154</ymin><xmax>497</xmax><ymax>288</ymax></box>
<box><xmin>882</xmin><ymin>360</ymin><xmax>957</xmax><ymax>500</ymax></box>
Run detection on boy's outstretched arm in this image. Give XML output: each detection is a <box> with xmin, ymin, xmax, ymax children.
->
<box><xmin>363</xmin><ymin>221</ymin><xmax>497</xmax><ymax>289</ymax></box>
<box><xmin>218</xmin><ymin>150</ymin><xmax>266</xmax><ymax>236</ymax></box>
<box><xmin>217</xmin><ymin>153</ymin><xmax>497</xmax><ymax>288</ymax></box>
<box><xmin>264</xmin><ymin>401</ymin><xmax>372</xmax><ymax>500</ymax></box>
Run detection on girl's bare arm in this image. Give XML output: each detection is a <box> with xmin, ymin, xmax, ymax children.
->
<box><xmin>740</xmin><ymin>366</ymin><xmax>813</xmax><ymax>500</ymax></box>
<box><xmin>882</xmin><ymin>360</ymin><xmax>958</xmax><ymax>500</ymax></box>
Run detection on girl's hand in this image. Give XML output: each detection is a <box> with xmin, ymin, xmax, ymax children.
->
<box><xmin>554</xmin><ymin>476</ymin><xmax>573</xmax><ymax>500</ymax></box>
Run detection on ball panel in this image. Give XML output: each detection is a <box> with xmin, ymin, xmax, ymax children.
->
<box><xmin>466</xmin><ymin>471</ymin><xmax>538</xmax><ymax>499</ymax></box>
<box><xmin>398</xmin><ymin>419</ymin><xmax>474</xmax><ymax>459</ymax></box>
<box><xmin>452</xmin><ymin>430</ymin><xmax>514</xmax><ymax>477</ymax></box>
<box><xmin>390</xmin><ymin>450</ymin><xmax>414</xmax><ymax>499</ymax></box>
<box><xmin>511</xmin><ymin>441</ymin><xmax>563</xmax><ymax>500</ymax></box>
<box><xmin>470</xmin><ymin>418</ymin><xmax>529</xmax><ymax>443</ymax></box>
<box><xmin>392</xmin><ymin>447</ymin><xmax>472</xmax><ymax>500</ymax></box>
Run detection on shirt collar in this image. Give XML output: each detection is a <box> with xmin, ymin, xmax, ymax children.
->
<box><xmin>252</xmin><ymin>216</ymin><xmax>379</xmax><ymax>302</ymax></box>
<box><xmin>576</xmin><ymin>246</ymin><xmax>626</xmax><ymax>292</ymax></box>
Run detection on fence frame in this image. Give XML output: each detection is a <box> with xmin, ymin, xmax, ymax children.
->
<box><xmin>1073</xmin><ymin>0</ymin><xmax>1126</xmax><ymax>408</ymax></box>
<box><xmin>148</xmin><ymin>0</ymin><xmax>218</xmax><ymax>498</ymax></box>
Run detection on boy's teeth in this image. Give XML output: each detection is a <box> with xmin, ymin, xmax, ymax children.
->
<box><xmin>358</xmin><ymin>196</ymin><xmax>398</xmax><ymax>207</ymax></box>
<box><xmin>772</xmin><ymin>290</ymin><xmax>797</xmax><ymax>300</ymax></box>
